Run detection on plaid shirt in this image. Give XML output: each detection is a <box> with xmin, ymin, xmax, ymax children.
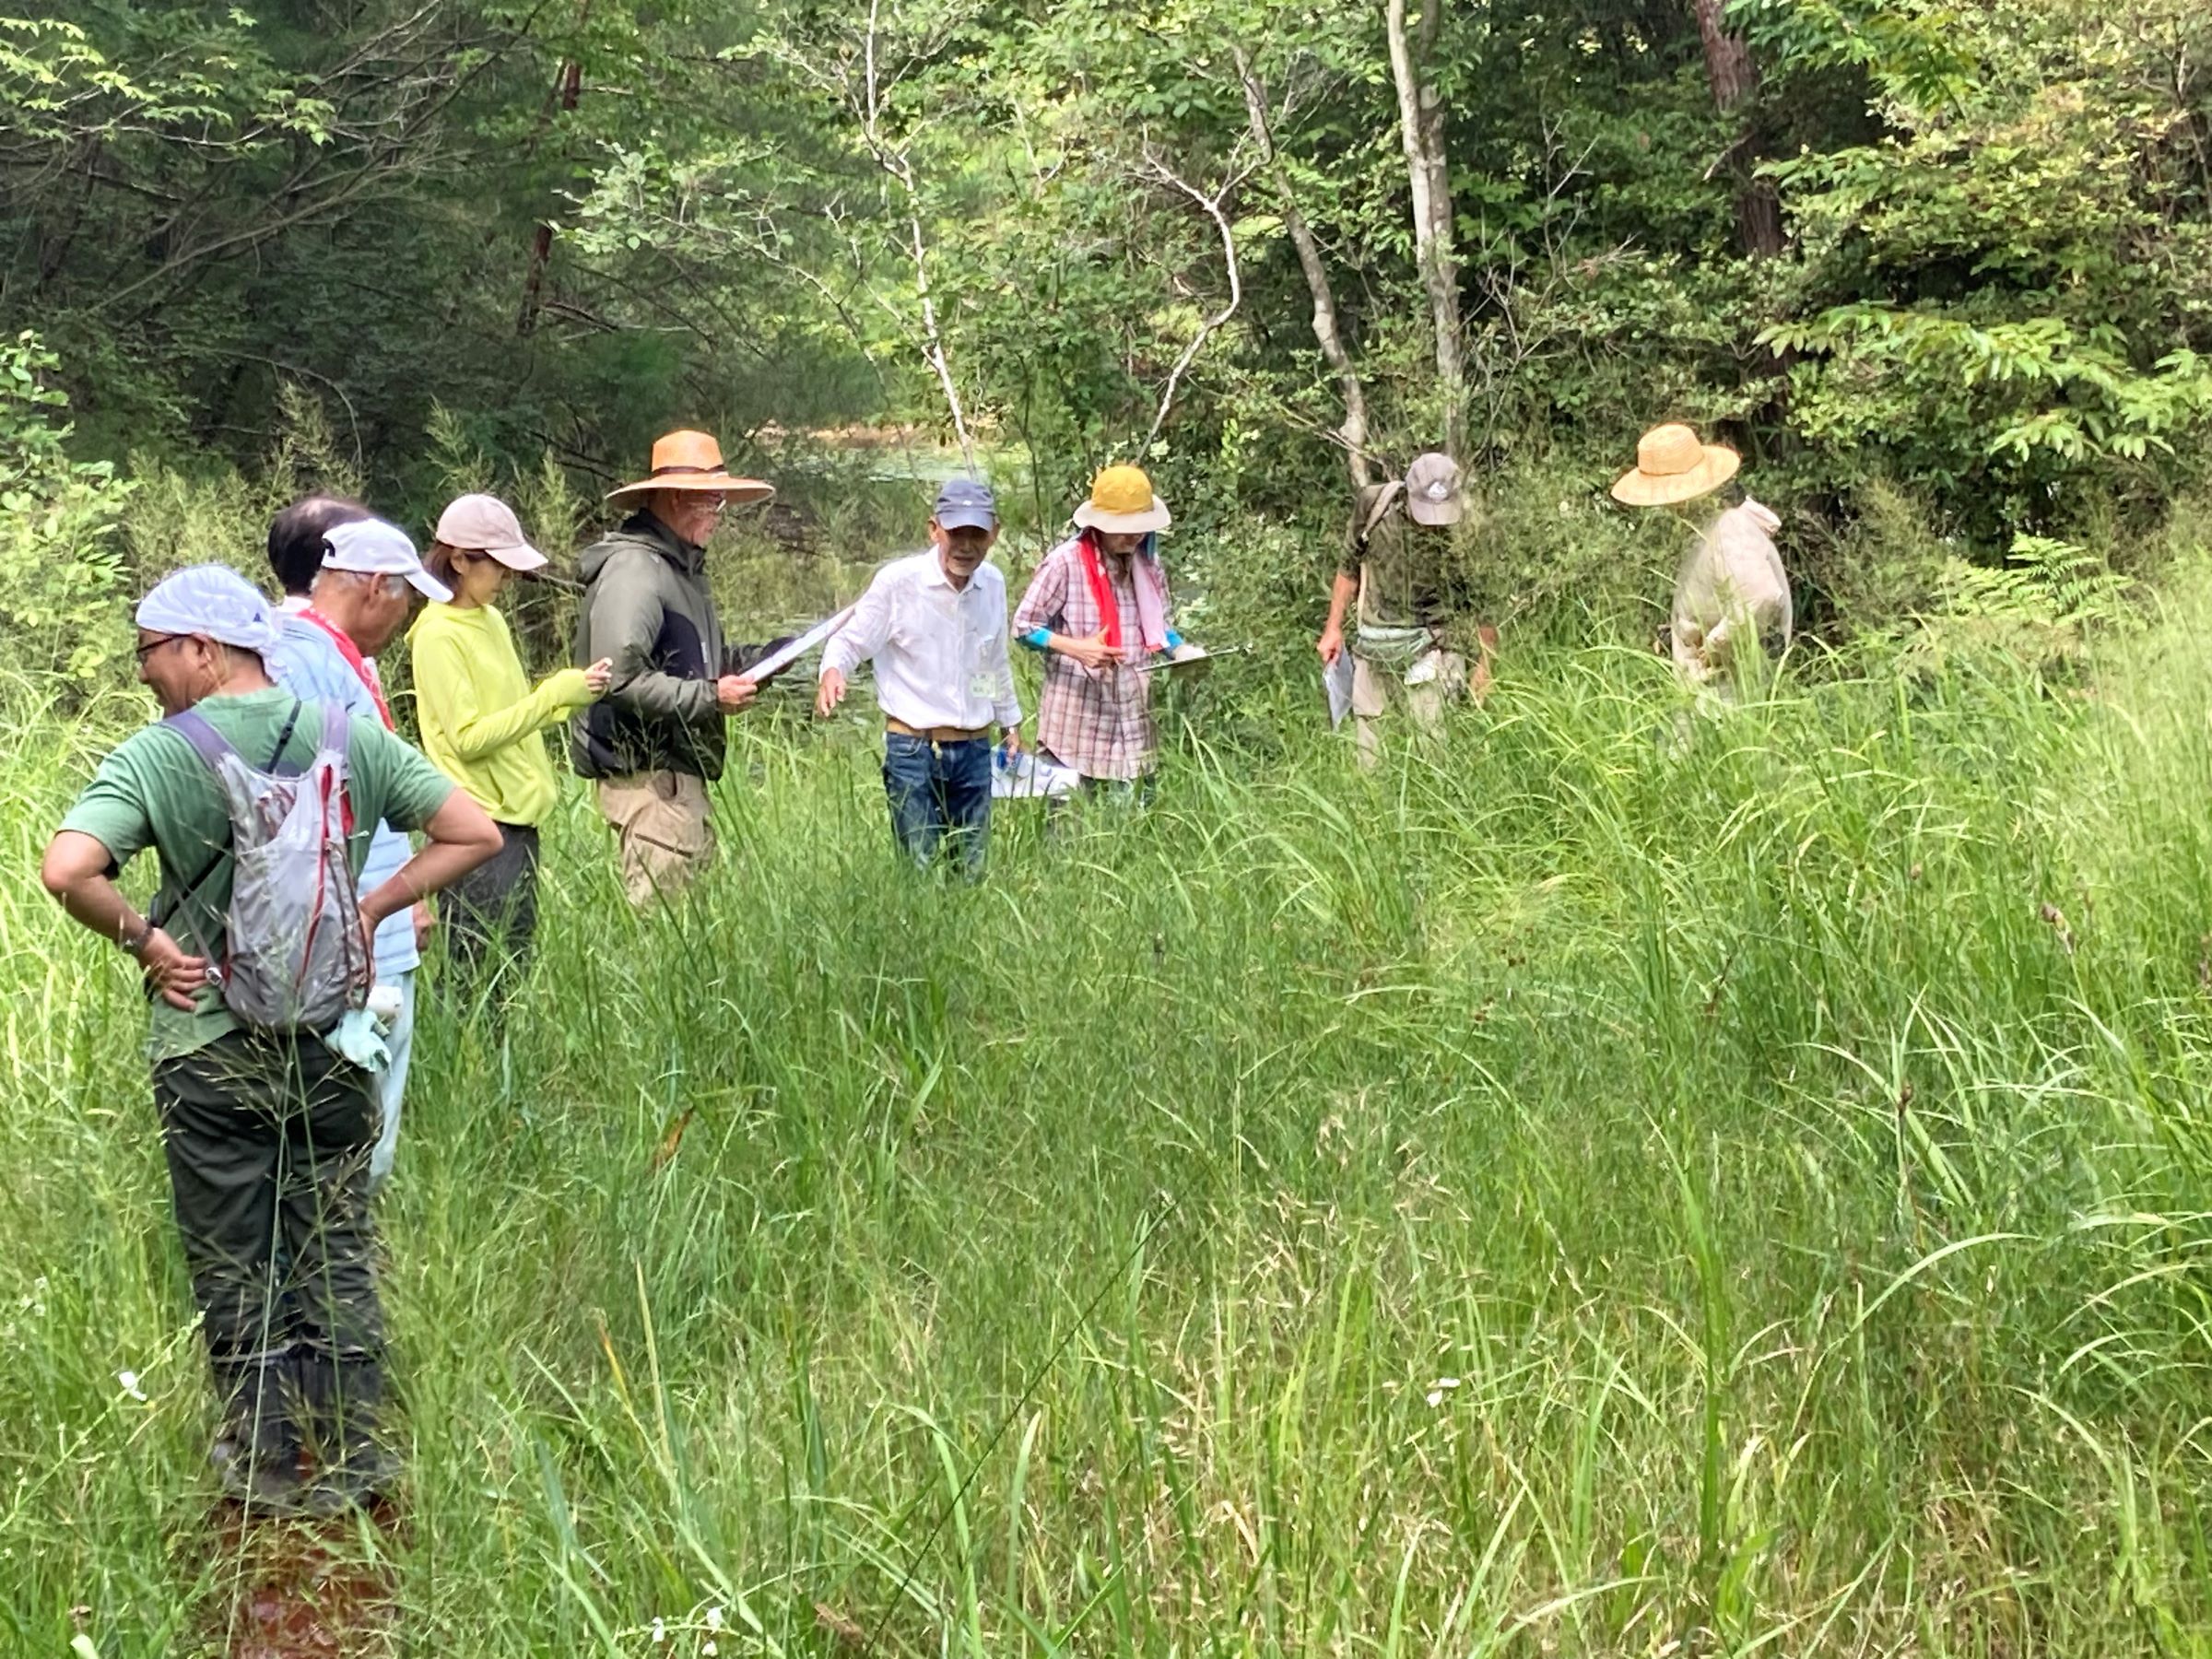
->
<box><xmin>1012</xmin><ymin>538</ymin><xmax>1171</xmax><ymax>781</ymax></box>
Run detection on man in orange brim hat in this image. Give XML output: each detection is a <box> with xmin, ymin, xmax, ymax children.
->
<box><xmin>571</xmin><ymin>429</ymin><xmax>775</xmax><ymax>905</ymax></box>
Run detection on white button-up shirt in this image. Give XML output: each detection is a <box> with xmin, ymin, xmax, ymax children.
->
<box><xmin>820</xmin><ymin>549</ymin><xmax>1021</xmax><ymax>732</ymax></box>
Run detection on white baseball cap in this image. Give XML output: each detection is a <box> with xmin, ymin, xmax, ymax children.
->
<box><xmin>322</xmin><ymin>518</ymin><xmax>453</xmax><ymax>603</ymax></box>
<box><xmin>433</xmin><ymin>493</ymin><xmax>547</xmax><ymax>571</ymax></box>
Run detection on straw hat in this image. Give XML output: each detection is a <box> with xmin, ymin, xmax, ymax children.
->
<box><xmin>606</xmin><ymin>429</ymin><xmax>774</xmax><ymax>504</ymax></box>
<box><xmin>1072</xmin><ymin>464</ymin><xmax>1171</xmax><ymax>535</ymax></box>
<box><xmin>1610</xmin><ymin>424</ymin><xmax>1740</xmax><ymax>507</ymax></box>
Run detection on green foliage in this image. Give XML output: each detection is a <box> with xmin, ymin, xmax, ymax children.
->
<box><xmin>1962</xmin><ymin>534</ymin><xmax>2136</xmax><ymax>626</ymax></box>
<box><xmin>1730</xmin><ymin>0</ymin><xmax>1980</xmax><ymax>110</ymax></box>
<box><xmin>0</xmin><ymin>331</ymin><xmax>134</xmax><ymax>699</ymax></box>
<box><xmin>16</xmin><ymin>608</ymin><xmax>2212</xmax><ymax>1648</ymax></box>
<box><xmin>1754</xmin><ymin>1</ymin><xmax>2212</xmax><ymax>542</ymax></box>
<box><xmin>7</xmin><ymin>0</ymin><xmax>2212</xmax><ymax>657</ymax></box>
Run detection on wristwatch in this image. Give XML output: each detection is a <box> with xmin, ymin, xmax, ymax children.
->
<box><xmin>118</xmin><ymin>916</ymin><xmax>154</xmax><ymax>958</ymax></box>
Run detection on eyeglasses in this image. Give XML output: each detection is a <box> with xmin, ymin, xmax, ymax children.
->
<box><xmin>135</xmin><ymin>635</ymin><xmax>184</xmax><ymax>662</ymax></box>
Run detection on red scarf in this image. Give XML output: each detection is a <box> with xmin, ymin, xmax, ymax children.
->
<box><xmin>299</xmin><ymin>608</ymin><xmax>394</xmax><ymax>730</ymax></box>
<box><xmin>1076</xmin><ymin>531</ymin><xmax>1126</xmax><ymax>650</ymax></box>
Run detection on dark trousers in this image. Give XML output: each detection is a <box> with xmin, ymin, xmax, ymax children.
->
<box><xmin>153</xmin><ymin>1031</ymin><xmax>384</xmax><ymax>1470</ymax></box>
<box><xmin>440</xmin><ymin>820</ymin><xmax>542</xmax><ymax>998</ymax></box>
<box><xmin>882</xmin><ymin>733</ymin><xmax>993</xmax><ymax>874</ymax></box>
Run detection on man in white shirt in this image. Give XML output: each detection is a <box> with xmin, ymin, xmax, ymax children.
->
<box><xmin>817</xmin><ymin>478</ymin><xmax>1022</xmax><ymax>874</ymax></box>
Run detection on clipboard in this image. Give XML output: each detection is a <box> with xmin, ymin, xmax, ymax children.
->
<box><xmin>1324</xmin><ymin>651</ymin><xmax>1354</xmax><ymax>727</ymax></box>
<box><xmin>742</xmin><ymin>605</ymin><xmax>857</xmax><ymax>685</ymax></box>
<box><xmin>1130</xmin><ymin>644</ymin><xmax>1245</xmax><ymax>677</ymax></box>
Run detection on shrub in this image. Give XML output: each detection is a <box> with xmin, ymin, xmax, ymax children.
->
<box><xmin>0</xmin><ymin>331</ymin><xmax>135</xmax><ymax>702</ymax></box>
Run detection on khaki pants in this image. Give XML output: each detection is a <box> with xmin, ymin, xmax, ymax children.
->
<box><xmin>1351</xmin><ymin>649</ymin><xmax>1467</xmax><ymax>767</ymax></box>
<box><xmin>597</xmin><ymin>771</ymin><xmax>716</xmax><ymax>907</ymax></box>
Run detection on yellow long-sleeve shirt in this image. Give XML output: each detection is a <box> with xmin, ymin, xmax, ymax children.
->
<box><xmin>406</xmin><ymin>601</ymin><xmax>595</xmax><ymax>826</ymax></box>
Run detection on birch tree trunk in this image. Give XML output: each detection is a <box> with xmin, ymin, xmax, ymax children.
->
<box><xmin>858</xmin><ymin>0</ymin><xmax>977</xmax><ymax>477</ymax></box>
<box><xmin>1234</xmin><ymin>51</ymin><xmax>1372</xmax><ymax>489</ymax></box>
<box><xmin>1384</xmin><ymin>0</ymin><xmax>1464</xmax><ymax>460</ymax></box>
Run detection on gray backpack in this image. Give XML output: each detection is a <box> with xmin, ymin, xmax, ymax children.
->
<box><xmin>167</xmin><ymin>700</ymin><xmax>371</xmax><ymax>1032</ymax></box>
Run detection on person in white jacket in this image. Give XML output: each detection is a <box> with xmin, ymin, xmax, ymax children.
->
<box><xmin>1612</xmin><ymin>424</ymin><xmax>1791</xmax><ymax>698</ymax></box>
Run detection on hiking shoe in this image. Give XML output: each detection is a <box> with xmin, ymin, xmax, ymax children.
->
<box><xmin>212</xmin><ymin>1437</ymin><xmax>325</xmax><ymax>1520</ymax></box>
<box><xmin>311</xmin><ymin>1441</ymin><xmax>402</xmax><ymax>1513</ymax></box>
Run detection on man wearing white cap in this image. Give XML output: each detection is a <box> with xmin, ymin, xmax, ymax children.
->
<box><xmin>270</xmin><ymin>517</ymin><xmax>453</xmax><ymax>1191</ymax></box>
<box><xmin>1317</xmin><ymin>452</ymin><xmax>1491</xmax><ymax>765</ymax></box>
<box><xmin>41</xmin><ymin>565</ymin><xmax>499</xmax><ymax>1515</ymax></box>
<box><xmin>408</xmin><ymin>494</ymin><xmax>612</xmax><ymax>991</ymax></box>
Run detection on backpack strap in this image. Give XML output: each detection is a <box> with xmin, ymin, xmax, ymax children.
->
<box><xmin>314</xmin><ymin>700</ymin><xmax>359</xmax><ymax>838</ymax></box>
<box><xmin>1359</xmin><ymin>479</ymin><xmax>1406</xmax><ymax>547</ymax></box>
<box><xmin>163</xmin><ymin>708</ymin><xmax>240</xmax><ymax>772</ymax></box>
<box><xmin>151</xmin><ymin>700</ymin><xmax>309</xmax><ymax>931</ymax></box>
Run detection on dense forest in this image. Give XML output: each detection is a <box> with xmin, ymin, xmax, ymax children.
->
<box><xmin>4</xmin><ymin>0</ymin><xmax>2211</xmax><ymax>666</ymax></box>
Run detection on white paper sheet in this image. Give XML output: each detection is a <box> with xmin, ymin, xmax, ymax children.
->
<box><xmin>1324</xmin><ymin>652</ymin><xmax>1355</xmax><ymax>728</ymax></box>
<box><xmin>991</xmin><ymin>747</ymin><xmax>1083</xmax><ymax>799</ymax></box>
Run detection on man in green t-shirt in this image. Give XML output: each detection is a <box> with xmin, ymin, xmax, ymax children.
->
<box><xmin>40</xmin><ymin>565</ymin><xmax>499</xmax><ymax>1517</ymax></box>
<box><xmin>1316</xmin><ymin>452</ymin><xmax>1494</xmax><ymax>766</ymax></box>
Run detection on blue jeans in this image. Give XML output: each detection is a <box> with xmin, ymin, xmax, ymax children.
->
<box><xmin>883</xmin><ymin>733</ymin><xmax>993</xmax><ymax>874</ymax></box>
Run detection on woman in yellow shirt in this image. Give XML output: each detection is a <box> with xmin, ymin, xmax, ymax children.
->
<box><xmin>409</xmin><ymin>494</ymin><xmax>611</xmax><ymax>990</ymax></box>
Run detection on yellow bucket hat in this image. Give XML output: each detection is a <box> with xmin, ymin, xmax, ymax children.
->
<box><xmin>1610</xmin><ymin>423</ymin><xmax>1740</xmax><ymax>507</ymax></box>
<box><xmin>1072</xmin><ymin>464</ymin><xmax>1171</xmax><ymax>535</ymax></box>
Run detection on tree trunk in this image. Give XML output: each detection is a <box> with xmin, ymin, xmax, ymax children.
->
<box><xmin>1384</xmin><ymin>0</ymin><xmax>1464</xmax><ymax>460</ymax></box>
<box><xmin>1235</xmin><ymin>52</ymin><xmax>1372</xmax><ymax>490</ymax></box>
<box><xmin>1692</xmin><ymin>0</ymin><xmax>1784</xmax><ymax>259</ymax></box>
<box><xmin>518</xmin><ymin>50</ymin><xmax>587</xmax><ymax>335</ymax></box>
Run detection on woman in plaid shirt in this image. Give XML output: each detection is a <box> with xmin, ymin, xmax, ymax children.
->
<box><xmin>1014</xmin><ymin>465</ymin><xmax>1196</xmax><ymax>787</ymax></box>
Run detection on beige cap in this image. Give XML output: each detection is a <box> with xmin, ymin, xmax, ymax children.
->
<box><xmin>433</xmin><ymin>493</ymin><xmax>547</xmax><ymax>571</ymax></box>
<box><xmin>1404</xmin><ymin>452</ymin><xmax>1465</xmax><ymax>526</ymax></box>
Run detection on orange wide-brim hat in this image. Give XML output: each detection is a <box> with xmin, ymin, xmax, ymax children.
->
<box><xmin>606</xmin><ymin>429</ymin><xmax>775</xmax><ymax>504</ymax></box>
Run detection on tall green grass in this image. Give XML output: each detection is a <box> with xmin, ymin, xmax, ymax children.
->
<box><xmin>5</xmin><ymin>603</ymin><xmax>2212</xmax><ymax>1655</ymax></box>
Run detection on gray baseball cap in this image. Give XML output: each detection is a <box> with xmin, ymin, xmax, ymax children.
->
<box><xmin>1405</xmin><ymin>452</ymin><xmax>1465</xmax><ymax>527</ymax></box>
<box><xmin>934</xmin><ymin>477</ymin><xmax>998</xmax><ymax>532</ymax></box>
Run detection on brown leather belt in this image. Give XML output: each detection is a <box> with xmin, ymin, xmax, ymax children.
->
<box><xmin>887</xmin><ymin>715</ymin><xmax>990</xmax><ymax>743</ymax></box>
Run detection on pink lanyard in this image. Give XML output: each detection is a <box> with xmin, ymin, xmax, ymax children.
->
<box><xmin>299</xmin><ymin>608</ymin><xmax>393</xmax><ymax>729</ymax></box>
